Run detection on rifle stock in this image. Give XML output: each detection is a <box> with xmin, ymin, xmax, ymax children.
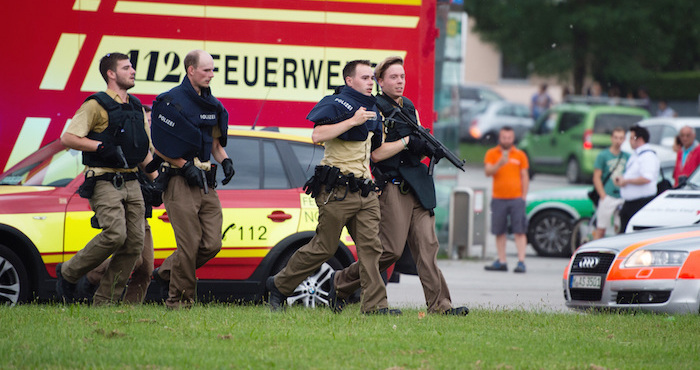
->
<box><xmin>387</xmin><ymin>108</ymin><xmax>466</xmax><ymax>174</ymax></box>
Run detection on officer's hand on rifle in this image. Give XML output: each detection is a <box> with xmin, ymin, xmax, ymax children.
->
<box><xmin>407</xmin><ymin>133</ymin><xmax>428</xmax><ymax>155</ymax></box>
<box><xmin>96</xmin><ymin>142</ymin><xmax>126</xmax><ymax>168</ymax></box>
<box><xmin>182</xmin><ymin>160</ymin><xmax>205</xmax><ymax>188</ymax></box>
<box><xmin>221</xmin><ymin>158</ymin><xmax>235</xmax><ymax>185</ymax></box>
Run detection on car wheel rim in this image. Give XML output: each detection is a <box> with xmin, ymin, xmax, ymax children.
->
<box><xmin>287</xmin><ymin>262</ymin><xmax>334</xmax><ymax>308</ymax></box>
<box><xmin>0</xmin><ymin>257</ymin><xmax>21</xmax><ymax>306</ymax></box>
<box><xmin>533</xmin><ymin>215</ymin><xmax>571</xmax><ymax>254</ymax></box>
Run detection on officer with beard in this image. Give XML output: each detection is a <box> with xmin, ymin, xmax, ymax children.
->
<box><xmin>150</xmin><ymin>50</ymin><xmax>235</xmax><ymax>309</ymax></box>
<box><xmin>266</xmin><ymin>60</ymin><xmax>400</xmax><ymax>315</ymax></box>
<box><xmin>330</xmin><ymin>56</ymin><xmax>469</xmax><ymax>315</ymax></box>
<box><xmin>56</xmin><ymin>52</ymin><xmax>156</xmax><ymax>305</ymax></box>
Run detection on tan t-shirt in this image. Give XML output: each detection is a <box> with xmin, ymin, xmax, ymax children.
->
<box><xmin>319</xmin><ymin>132</ymin><xmax>375</xmax><ymax>179</ymax></box>
<box><xmin>65</xmin><ymin>89</ymin><xmax>150</xmax><ymax>175</ymax></box>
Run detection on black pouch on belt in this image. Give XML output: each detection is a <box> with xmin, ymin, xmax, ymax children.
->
<box><xmin>206</xmin><ymin>163</ymin><xmax>218</xmax><ymax>189</ymax></box>
<box><xmin>78</xmin><ymin>172</ymin><xmax>97</xmax><ymax>199</ymax></box>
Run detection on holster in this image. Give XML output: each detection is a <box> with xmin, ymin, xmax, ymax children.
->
<box><xmin>78</xmin><ymin>171</ymin><xmax>97</xmax><ymax>199</ymax></box>
<box><xmin>302</xmin><ymin>165</ymin><xmax>376</xmax><ymax>199</ymax></box>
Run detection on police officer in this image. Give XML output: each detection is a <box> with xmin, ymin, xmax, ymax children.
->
<box><xmin>150</xmin><ymin>50</ymin><xmax>234</xmax><ymax>310</ymax></box>
<box><xmin>331</xmin><ymin>56</ymin><xmax>469</xmax><ymax>315</ymax></box>
<box><xmin>56</xmin><ymin>52</ymin><xmax>156</xmax><ymax>305</ymax></box>
<box><xmin>267</xmin><ymin>60</ymin><xmax>400</xmax><ymax>315</ymax></box>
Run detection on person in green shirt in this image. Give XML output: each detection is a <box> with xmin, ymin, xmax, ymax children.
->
<box><xmin>592</xmin><ymin>127</ymin><xmax>629</xmax><ymax>239</ymax></box>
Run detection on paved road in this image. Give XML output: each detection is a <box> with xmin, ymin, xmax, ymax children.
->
<box><xmin>385</xmin><ymin>164</ymin><xmax>575</xmax><ymax>312</ymax></box>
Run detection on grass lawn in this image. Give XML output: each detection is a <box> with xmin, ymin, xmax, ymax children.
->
<box><xmin>2</xmin><ymin>304</ymin><xmax>698</xmax><ymax>369</ymax></box>
<box><xmin>459</xmin><ymin>142</ymin><xmax>490</xmax><ymax>166</ymax></box>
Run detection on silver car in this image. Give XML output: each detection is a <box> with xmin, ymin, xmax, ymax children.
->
<box><xmin>459</xmin><ymin>100</ymin><xmax>534</xmax><ymax>143</ymax></box>
<box><xmin>564</xmin><ymin>225</ymin><xmax>700</xmax><ymax>314</ymax></box>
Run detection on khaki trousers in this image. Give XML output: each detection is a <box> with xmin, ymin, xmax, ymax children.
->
<box><xmin>62</xmin><ymin>179</ymin><xmax>145</xmax><ymax>305</ymax></box>
<box><xmin>274</xmin><ymin>187</ymin><xmax>388</xmax><ymax>313</ymax></box>
<box><xmin>160</xmin><ymin>176</ymin><xmax>222</xmax><ymax>309</ymax></box>
<box><xmin>335</xmin><ymin>183</ymin><xmax>453</xmax><ymax>313</ymax></box>
<box><xmin>87</xmin><ymin>222</ymin><xmax>154</xmax><ymax>303</ymax></box>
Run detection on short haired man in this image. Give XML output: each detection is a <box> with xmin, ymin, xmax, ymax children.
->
<box><xmin>615</xmin><ymin>125</ymin><xmax>659</xmax><ymax>233</ymax></box>
<box><xmin>267</xmin><ymin>60</ymin><xmax>399</xmax><ymax>315</ymax></box>
<box><xmin>484</xmin><ymin>127</ymin><xmax>529</xmax><ymax>273</ymax></box>
<box><xmin>530</xmin><ymin>84</ymin><xmax>552</xmax><ymax>121</ymax></box>
<box><xmin>591</xmin><ymin>127</ymin><xmax>629</xmax><ymax>239</ymax></box>
<box><xmin>673</xmin><ymin>125</ymin><xmax>700</xmax><ymax>186</ymax></box>
<box><xmin>57</xmin><ymin>52</ymin><xmax>156</xmax><ymax>304</ymax></box>
<box><xmin>330</xmin><ymin>56</ymin><xmax>468</xmax><ymax>315</ymax></box>
<box><xmin>150</xmin><ymin>50</ymin><xmax>235</xmax><ymax>309</ymax></box>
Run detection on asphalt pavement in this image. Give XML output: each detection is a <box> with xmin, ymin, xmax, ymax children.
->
<box><xmin>385</xmin><ymin>164</ymin><xmax>574</xmax><ymax>312</ymax></box>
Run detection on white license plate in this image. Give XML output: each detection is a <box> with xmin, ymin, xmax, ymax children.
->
<box><xmin>571</xmin><ymin>275</ymin><xmax>602</xmax><ymax>289</ymax></box>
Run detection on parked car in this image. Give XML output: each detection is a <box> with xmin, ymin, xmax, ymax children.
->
<box><xmin>455</xmin><ymin>84</ymin><xmax>505</xmax><ymax>114</ymax></box>
<box><xmin>563</xmin><ymin>225</ymin><xmax>700</xmax><ymax>314</ymax></box>
<box><xmin>526</xmin><ymin>161</ymin><xmax>675</xmax><ymax>258</ymax></box>
<box><xmin>519</xmin><ymin>100</ymin><xmax>650</xmax><ymax>183</ymax></box>
<box><xmin>0</xmin><ymin>129</ymin><xmax>360</xmax><ymax>306</ymax></box>
<box><xmin>458</xmin><ymin>100</ymin><xmax>534</xmax><ymax>143</ymax></box>
<box><xmin>621</xmin><ymin>117</ymin><xmax>700</xmax><ymax>164</ymax></box>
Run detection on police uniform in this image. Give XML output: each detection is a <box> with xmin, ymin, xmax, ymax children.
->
<box><xmin>151</xmin><ymin>75</ymin><xmax>229</xmax><ymax>310</ymax></box>
<box><xmin>271</xmin><ymin>85</ymin><xmax>390</xmax><ymax>313</ymax></box>
<box><xmin>60</xmin><ymin>89</ymin><xmax>149</xmax><ymax>305</ymax></box>
<box><xmin>334</xmin><ymin>94</ymin><xmax>455</xmax><ymax>313</ymax></box>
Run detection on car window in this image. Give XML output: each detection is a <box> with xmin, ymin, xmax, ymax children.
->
<box><xmin>459</xmin><ymin>87</ymin><xmax>479</xmax><ymax>100</ymax></box>
<box><xmin>645</xmin><ymin>124</ymin><xmax>665</xmax><ymax>145</ymax></box>
<box><xmin>263</xmin><ymin>141</ymin><xmax>290</xmax><ymax>189</ymax></box>
<box><xmin>479</xmin><ymin>89</ymin><xmax>504</xmax><ymax>101</ymax></box>
<box><xmin>659</xmin><ymin>125</ymin><xmax>677</xmax><ymax>145</ymax></box>
<box><xmin>496</xmin><ymin>105</ymin><xmax>512</xmax><ymax>116</ymax></box>
<box><xmin>290</xmin><ymin>142</ymin><xmax>324</xmax><ymax>180</ymax></box>
<box><xmin>219</xmin><ymin>137</ymin><xmax>261</xmax><ymax>190</ymax></box>
<box><xmin>593</xmin><ymin>114</ymin><xmax>645</xmax><ymax>134</ymax></box>
<box><xmin>559</xmin><ymin>112</ymin><xmax>584</xmax><ymax>132</ymax></box>
<box><xmin>513</xmin><ymin>105</ymin><xmax>530</xmax><ymax>118</ymax></box>
<box><xmin>0</xmin><ymin>143</ymin><xmax>83</xmax><ymax>187</ymax></box>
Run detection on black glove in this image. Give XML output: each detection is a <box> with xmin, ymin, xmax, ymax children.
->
<box><xmin>96</xmin><ymin>142</ymin><xmax>126</xmax><ymax>168</ymax></box>
<box><xmin>140</xmin><ymin>180</ymin><xmax>163</xmax><ymax>207</ymax></box>
<box><xmin>144</xmin><ymin>156</ymin><xmax>164</xmax><ymax>173</ymax></box>
<box><xmin>221</xmin><ymin>158</ymin><xmax>235</xmax><ymax>185</ymax></box>
<box><xmin>406</xmin><ymin>133</ymin><xmax>428</xmax><ymax>155</ymax></box>
<box><xmin>182</xmin><ymin>161</ymin><xmax>204</xmax><ymax>188</ymax></box>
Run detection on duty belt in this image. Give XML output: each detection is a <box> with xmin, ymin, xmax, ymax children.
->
<box><xmin>163</xmin><ymin>166</ymin><xmax>217</xmax><ymax>189</ymax></box>
<box><xmin>91</xmin><ymin>172</ymin><xmax>139</xmax><ymax>190</ymax></box>
<box><xmin>303</xmin><ymin>165</ymin><xmax>377</xmax><ymax>203</ymax></box>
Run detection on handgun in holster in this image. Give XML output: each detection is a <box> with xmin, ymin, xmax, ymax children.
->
<box><xmin>78</xmin><ymin>171</ymin><xmax>97</xmax><ymax>199</ymax></box>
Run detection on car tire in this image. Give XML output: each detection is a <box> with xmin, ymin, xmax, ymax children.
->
<box><xmin>566</xmin><ymin>158</ymin><xmax>582</xmax><ymax>184</ymax></box>
<box><xmin>528</xmin><ymin>210</ymin><xmax>575</xmax><ymax>257</ymax></box>
<box><xmin>270</xmin><ymin>248</ymin><xmax>344</xmax><ymax>309</ymax></box>
<box><xmin>570</xmin><ymin>218</ymin><xmax>593</xmax><ymax>256</ymax></box>
<box><xmin>0</xmin><ymin>244</ymin><xmax>30</xmax><ymax>306</ymax></box>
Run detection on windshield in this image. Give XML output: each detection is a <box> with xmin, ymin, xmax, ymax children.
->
<box><xmin>593</xmin><ymin>114</ymin><xmax>645</xmax><ymax>134</ymax></box>
<box><xmin>0</xmin><ymin>140</ymin><xmax>83</xmax><ymax>187</ymax></box>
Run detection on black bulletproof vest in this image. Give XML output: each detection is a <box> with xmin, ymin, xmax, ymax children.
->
<box><xmin>82</xmin><ymin>92</ymin><xmax>149</xmax><ymax>168</ymax></box>
<box><xmin>373</xmin><ymin>94</ymin><xmax>436</xmax><ymax>210</ymax></box>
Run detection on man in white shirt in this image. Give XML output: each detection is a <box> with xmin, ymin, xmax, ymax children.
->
<box><xmin>614</xmin><ymin>125</ymin><xmax>659</xmax><ymax>233</ymax></box>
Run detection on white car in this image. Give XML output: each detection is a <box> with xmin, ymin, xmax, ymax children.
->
<box><xmin>458</xmin><ymin>100</ymin><xmax>534</xmax><ymax>143</ymax></box>
<box><xmin>564</xmin><ymin>225</ymin><xmax>700</xmax><ymax>314</ymax></box>
<box><xmin>621</xmin><ymin>117</ymin><xmax>700</xmax><ymax>163</ymax></box>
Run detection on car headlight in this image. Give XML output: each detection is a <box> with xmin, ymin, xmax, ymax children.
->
<box><xmin>623</xmin><ymin>250</ymin><xmax>688</xmax><ymax>268</ymax></box>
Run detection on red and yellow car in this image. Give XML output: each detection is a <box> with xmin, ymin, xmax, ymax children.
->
<box><xmin>0</xmin><ymin>129</ymin><xmax>358</xmax><ymax>306</ymax></box>
<box><xmin>563</xmin><ymin>225</ymin><xmax>700</xmax><ymax>314</ymax></box>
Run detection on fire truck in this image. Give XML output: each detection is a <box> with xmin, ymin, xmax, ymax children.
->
<box><xmin>0</xmin><ymin>0</ymin><xmax>437</xmax><ymax>171</ymax></box>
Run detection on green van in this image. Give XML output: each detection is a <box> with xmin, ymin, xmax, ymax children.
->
<box><xmin>519</xmin><ymin>102</ymin><xmax>650</xmax><ymax>183</ymax></box>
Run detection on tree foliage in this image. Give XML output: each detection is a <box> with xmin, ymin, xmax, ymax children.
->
<box><xmin>464</xmin><ymin>0</ymin><xmax>700</xmax><ymax>94</ymax></box>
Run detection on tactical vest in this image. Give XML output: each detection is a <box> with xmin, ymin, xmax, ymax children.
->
<box><xmin>306</xmin><ymin>85</ymin><xmax>381</xmax><ymax>142</ymax></box>
<box><xmin>151</xmin><ymin>77</ymin><xmax>228</xmax><ymax>162</ymax></box>
<box><xmin>373</xmin><ymin>94</ymin><xmax>436</xmax><ymax>210</ymax></box>
<box><xmin>82</xmin><ymin>92</ymin><xmax>149</xmax><ymax>168</ymax></box>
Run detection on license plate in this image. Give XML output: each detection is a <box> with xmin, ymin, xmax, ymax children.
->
<box><xmin>571</xmin><ymin>275</ymin><xmax>602</xmax><ymax>289</ymax></box>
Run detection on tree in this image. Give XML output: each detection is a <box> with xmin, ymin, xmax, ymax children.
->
<box><xmin>464</xmin><ymin>0</ymin><xmax>700</xmax><ymax>95</ymax></box>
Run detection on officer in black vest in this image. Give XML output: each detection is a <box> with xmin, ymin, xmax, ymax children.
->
<box><xmin>150</xmin><ymin>50</ymin><xmax>234</xmax><ymax>310</ymax></box>
<box><xmin>332</xmin><ymin>56</ymin><xmax>469</xmax><ymax>315</ymax></box>
<box><xmin>57</xmin><ymin>52</ymin><xmax>156</xmax><ymax>305</ymax></box>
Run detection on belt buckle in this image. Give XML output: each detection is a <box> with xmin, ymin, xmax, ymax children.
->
<box><xmin>112</xmin><ymin>172</ymin><xmax>125</xmax><ymax>190</ymax></box>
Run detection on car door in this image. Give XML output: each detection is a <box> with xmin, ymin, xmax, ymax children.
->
<box><xmin>526</xmin><ymin>110</ymin><xmax>560</xmax><ymax>168</ymax></box>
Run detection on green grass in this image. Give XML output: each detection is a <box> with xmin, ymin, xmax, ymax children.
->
<box><xmin>2</xmin><ymin>304</ymin><xmax>698</xmax><ymax>369</ymax></box>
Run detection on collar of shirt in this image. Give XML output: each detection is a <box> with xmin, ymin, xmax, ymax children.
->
<box><xmin>105</xmin><ymin>88</ymin><xmax>126</xmax><ymax>104</ymax></box>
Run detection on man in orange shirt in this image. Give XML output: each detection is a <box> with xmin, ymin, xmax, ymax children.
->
<box><xmin>483</xmin><ymin>126</ymin><xmax>530</xmax><ymax>273</ymax></box>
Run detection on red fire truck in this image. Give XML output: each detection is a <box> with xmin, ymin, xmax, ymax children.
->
<box><xmin>0</xmin><ymin>0</ymin><xmax>436</xmax><ymax>171</ymax></box>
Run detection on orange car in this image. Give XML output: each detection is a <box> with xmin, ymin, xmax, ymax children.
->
<box><xmin>0</xmin><ymin>129</ymin><xmax>359</xmax><ymax>306</ymax></box>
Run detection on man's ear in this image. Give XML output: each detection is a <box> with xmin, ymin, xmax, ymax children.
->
<box><xmin>106</xmin><ymin>69</ymin><xmax>117</xmax><ymax>81</ymax></box>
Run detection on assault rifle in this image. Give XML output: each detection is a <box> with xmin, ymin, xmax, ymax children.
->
<box><xmin>385</xmin><ymin>107</ymin><xmax>466</xmax><ymax>175</ymax></box>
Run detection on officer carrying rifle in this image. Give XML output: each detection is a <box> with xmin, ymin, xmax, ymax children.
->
<box><xmin>331</xmin><ymin>56</ymin><xmax>469</xmax><ymax>315</ymax></box>
<box><xmin>267</xmin><ymin>60</ymin><xmax>402</xmax><ymax>315</ymax></box>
